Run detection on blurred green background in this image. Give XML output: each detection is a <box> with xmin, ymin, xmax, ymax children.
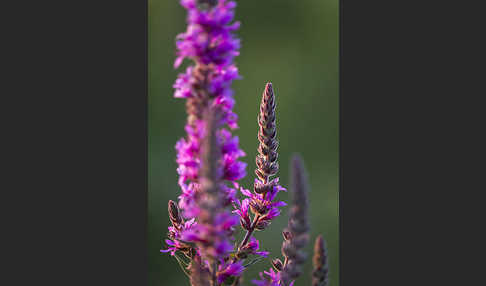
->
<box><xmin>148</xmin><ymin>0</ymin><xmax>338</xmax><ymax>285</ymax></box>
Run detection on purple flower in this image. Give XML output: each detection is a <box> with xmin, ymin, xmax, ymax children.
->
<box><xmin>233</xmin><ymin>198</ymin><xmax>251</xmax><ymax>230</ymax></box>
<box><xmin>218</xmin><ymin>128</ymin><xmax>247</xmax><ymax>181</ymax></box>
<box><xmin>161</xmin><ymin>218</ymin><xmax>197</xmax><ymax>255</ymax></box>
<box><xmin>174</xmin><ymin>0</ymin><xmax>241</xmax><ymax>68</ymax></box>
<box><xmin>177</xmin><ymin>182</ymin><xmax>201</xmax><ymax>218</ymax></box>
<box><xmin>218</xmin><ymin>129</ymin><xmax>243</xmax><ymax>156</ymax></box>
<box><xmin>217</xmin><ymin>260</ymin><xmax>244</xmax><ymax>284</ymax></box>
<box><xmin>223</xmin><ymin>153</ymin><xmax>247</xmax><ymax>181</ymax></box>
<box><xmin>160</xmin><ymin>239</ymin><xmax>182</xmax><ymax>256</ymax></box>
<box><xmin>251</xmin><ymin>268</ymin><xmax>291</xmax><ymax>286</ymax></box>
<box><xmin>172</xmin><ymin>0</ymin><xmax>245</xmax><ymax>223</ymax></box>
<box><xmin>240</xmin><ymin>237</ymin><xmax>269</xmax><ymax>258</ymax></box>
<box><xmin>220</xmin><ymin>183</ymin><xmax>238</xmax><ymax>207</ymax></box>
<box><xmin>215</xmin><ymin>211</ymin><xmax>239</xmax><ymax>231</ymax></box>
<box><xmin>173</xmin><ymin>66</ymin><xmax>194</xmax><ymax>98</ymax></box>
<box><xmin>240</xmin><ymin>179</ymin><xmax>287</xmax><ymax>222</ymax></box>
<box><xmin>175</xmin><ymin>120</ymin><xmax>206</xmax><ymax>187</ymax></box>
<box><xmin>180</xmin><ymin>210</ymin><xmax>239</xmax><ymax>258</ymax></box>
<box><xmin>165</xmin><ymin>0</ymin><xmax>250</xmax><ymax>278</ymax></box>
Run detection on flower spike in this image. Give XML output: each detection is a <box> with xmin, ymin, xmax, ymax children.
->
<box><xmin>312</xmin><ymin>235</ymin><xmax>329</xmax><ymax>286</ymax></box>
<box><xmin>255</xmin><ymin>82</ymin><xmax>279</xmax><ymax>184</ymax></box>
<box><xmin>279</xmin><ymin>154</ymin><xmax>310</xmax><ymax>286</ymax></box>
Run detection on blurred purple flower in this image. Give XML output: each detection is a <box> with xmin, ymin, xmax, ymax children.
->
<box><xmin>175</xmin><ymin>0</ymin><xmax>240</xmax><ymax>68</ymax></box>
<box><xmin>252</xmin><ymin>268</ymin><xmax>295</xmax><ymax>286</ymax></box>
<box><xmin>233</xmin><ymin>198</ymin><xmax>251</xmax><ymax>230</ymax></box>
<box><xmin>171</xmin><ymin>0</ymin><xmax>245</xmax><ymax>222</ymax></box>
<box><xmin>240</xmin><ymin>180</ymin><xmax>287</xmax><ymax>224</ymax></box>
<box><xmin>161</xmin><ymin>218</ymin><xmax>197</xmax><ymax>256</ymax></box>
<box><xmin>240</xmin><ymin>237</ymin><xmax>269</xmax><ymax>258</ymax></box>
<box><xmin>180</xmin><ymin>210</ymin><xmax>239</xmax><ymax>258</ymax></box>
<box><xmin>217</xmin><ymin>260</ymin><xmax>244</xmax><ymax>284</ymax></box>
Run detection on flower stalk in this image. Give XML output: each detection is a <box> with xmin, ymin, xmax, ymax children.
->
<box><xmin>279</xmin><ymin>155</ymin><xmax>310</xmax><ymax>286</ymax></box>
<box><xmin>312</xmin><ymin>235</ymin><xmax>329</xmax><ymax>286</ymax></box>
<box><xmin>233</xmin><ymin>82</ymin><xmax>285</xmax><ymax>263</ymax></box>
<box><xmin>161</xmin><ymin>1</ymin><xmax>331</xmax><ymax>286</ymax></box>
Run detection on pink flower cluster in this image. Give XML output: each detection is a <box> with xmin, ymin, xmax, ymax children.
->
<box><xmin>161</xmin><ymin>2</ymin><xmax>291</xmax><ymax>286</ymax></box>
<box><xmin>173</xmin><ymin>0</ymin><xmax>246</xmax><ymax>219</ymax></box>
<box><xmin>252</xmin><ymin>268</ymin><xmax>294</xmax><ymax>286</ymax></box>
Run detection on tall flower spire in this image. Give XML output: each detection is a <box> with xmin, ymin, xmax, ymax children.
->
<box><xmin>180</xmin><ymin>109</ymin><xmax>238</xmax><ymax>260</ymax></box>
<box><xmin>255</xmin><ymin>82</ymin><xmax>278</xmax><ymax>184</ymax></box>
<box><xmin>171</xmin><ymin>0</ymin><xmax>246</xmax><ymax>219</ymax></box>
<box><xmin>312</xmin><ymin>235</ymin><xmax>329</xmax><ymax>286</ymax></box>
<box><xmin>163</xmin><ymin>2</ymin><xmax>246</xmax><ymax>284</ymax></box>
<box><xmin>179</xmin><ymin>109</ymin><xmax>244</xmax><ymax>285</ymax></box>
<box><xmin>253</xmin><ymin>154</ymin><xmax>310</xmax><ymax>286</ymax></box>
<box><xmin>237</xmin><ymin>83</ymin><xmax>286</xmax><ymax>286</ymax></box>
<box><xmin>234</xmin><ymin>83</ymin><xmax>286</xmax><ymax>260</ymax></box>
<box><xmin>279</xmin><ymin>154</ymin><xmax>310</xmax><ymax>286</ymax></box>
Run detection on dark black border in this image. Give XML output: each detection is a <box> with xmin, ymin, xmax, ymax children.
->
<box><xmin>6</xmin><ymin>1</ymin><xmax>148</xmax><ymax>285</ymax></box>
<box><xmin>340</xmin><ymin>0</ymin><xmax>484</xmax><ymax>285</ymax></box>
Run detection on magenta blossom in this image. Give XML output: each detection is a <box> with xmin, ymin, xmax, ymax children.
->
<box><xmin>217</xmin><ymin>260</ymin><xmax>244</xmax><ymax>284</ymax></box>
<box><xmin>240</xmin><ymin>237</ymin><xmax>269</xmax><ymax>258</ymax></box>
<box><xmin>233</xmin><ymin>198</ymin><xmax>251</xmax><ymax>230</ymax></box>
<box><xmin>240</xmin><ymin>179</ymin><xmax>287</xmax><ymax>222</ymax></box>
<box><xmin>180</xmin><ymin>211</ymin><xmax>239</xmax><ymax>258</ymax></box>
<box><xmin>160</xmin><ymin>239</ymin><xmax>183</xmax><ymax>256</ymax></box>
<box><xmin>160</xmin><ymin>218</ymin><xmax>197</xmax><ymax>256</ymax></box>
<box><xmin>173</xmin><ymin>66</ymin><xmax>194</xmax><ymax>98</ymax></box>
<box><xmin>175</xmin><ymin>0</ymin><xmax>240</xmax><ymax>68</ymax></box>
<box><xmin>177</xmin><ymin>182</ymin><xmax>201</xmax><ymax>218</ymax></box>
<box><xmin>251</xmin><ymin>268</ymin><xmax>295</xmax><ymax>286</ymax></box>
<box><xmin>172</xmin><ymin>0</ymin><xmax>245</xmax><ymax>223</ymax></box>
<box><xmin>175</xmin><ymin>119</ymin><xmax>206</xmax><ymax>187</ymax></box>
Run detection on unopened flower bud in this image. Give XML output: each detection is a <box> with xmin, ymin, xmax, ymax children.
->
<box><xmin>249</xmin><ymin>201</ymin><xmax>268</xmax><ymax>216</ymax></box>
<box><xmin>282</xmin><ymin>230</ymin><xmax>292</xmax><ymax>241</ymax></box>
<box><xmin>255</xmin><ymin>220</ymin><xmax>271</xmax><ymax>230</ymax></box>
<box><xmin>272</xmin><ymin>258</ymin><xmax>284</xmax><ymax>271</ymax></box>
<box><xmin>254</xmin><ymin>180</ymin><xmax>275</xmax><ymax>194</ymax></box>
<box><xmin>168</xmin><ymin>200</ymin><xmax>182</xmax><ymax>226</ymax></box>
<box><xmin>236</xmin><ymin>250</ymin><xmax>249</xmax><ymax>259</ymax></box>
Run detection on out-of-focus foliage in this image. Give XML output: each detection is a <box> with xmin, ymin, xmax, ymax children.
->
<box><xmin>148</xmin><ymin>0</ymin><xmax>338</xmax><ymax>285</ymax></box>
